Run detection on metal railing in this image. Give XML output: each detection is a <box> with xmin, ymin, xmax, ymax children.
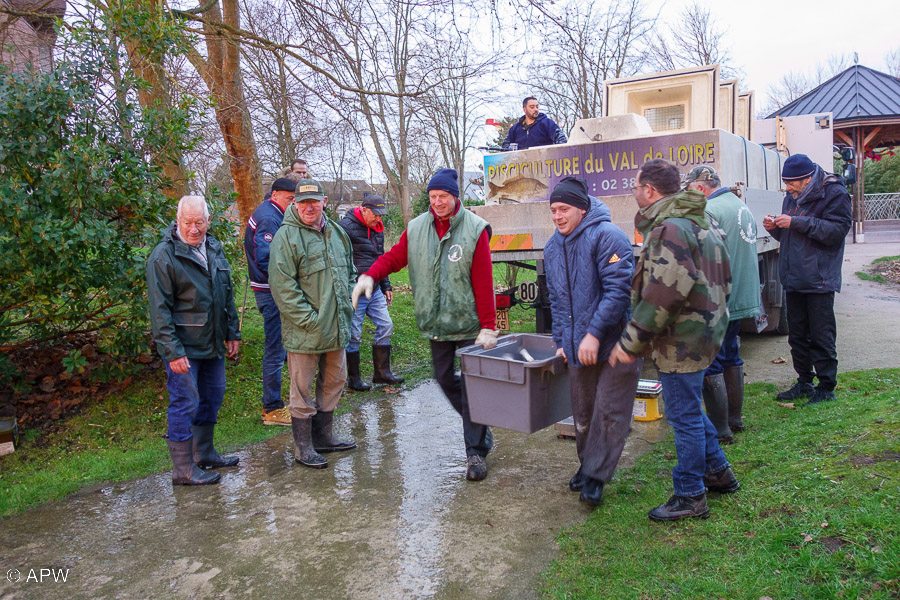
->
<box><xmin>864</xmin><ymin>193</ymin><xmax>900</xmax><ymax>221</ymax></box>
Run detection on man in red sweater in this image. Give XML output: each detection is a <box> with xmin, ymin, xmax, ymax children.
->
<box><xmin>353</xmin><ymin>168</ymin><xmax>498</xmax><ymax>481</ymax></box>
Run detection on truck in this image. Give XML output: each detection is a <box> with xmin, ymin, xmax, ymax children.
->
<box><xmin>472</xmin><ymin>65</ymin><xmax>837</xmax><ymax>337</ymax></box>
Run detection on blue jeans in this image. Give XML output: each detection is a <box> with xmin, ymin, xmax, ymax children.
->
<box><xmin>164</xmin><ymin>357</ymin><xmax>226</xmax><ymax>442</ymax></box>
<box><xmin>705</xmin><ymin>319</ymin><xmax>743</xmax><ymax>376</ymax></box>
<box><xmin>347</xmin><ymin>287</ymin><xmax>393</xmax><ymax>352</ymax></box>
<box><xmin>255</xmin><ymin>290</ymin><xmax>286</xmax><ymax>411</ymax></box>
<box><xmin>658</xmin><ymin>371</ymin><xmax>730</xmax><ymax>497</ymax></box>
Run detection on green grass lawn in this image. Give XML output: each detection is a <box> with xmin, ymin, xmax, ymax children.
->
<box><xmin>0</xmin><ymin>262</ymin><xmax>538</xmax><ymax>518</ymax></box>
<box><xmin>542</xmin><ymin>369</ymin><xmax>900</xmax><ymax>599</ymax></box>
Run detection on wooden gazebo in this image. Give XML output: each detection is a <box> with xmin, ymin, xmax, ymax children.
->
<box><xmin>768</xmin><ymin>64</ymin><xmax>900</xmax><ymax>241</ymax></box>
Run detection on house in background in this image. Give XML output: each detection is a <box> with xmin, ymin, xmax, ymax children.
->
<box><xmin>462</xmin><ymin>170</ymin><xmax>485</xmax><ymax>205</ymax></box>
<box><xmin>321</xmin><ymin>179</ymin><xmax>380</xmax><ymax>219</ymax></box>
<box><xmin>0</xmin><ymin>0</ymin><xmax>66</xmax><ymax>72</ymax></box>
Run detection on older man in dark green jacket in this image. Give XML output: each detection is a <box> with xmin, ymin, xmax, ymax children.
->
<box><xmin>147</xmin><ymin>195</ymin><xmax>241</xmax><ymax>486</ymax></box>
<box><xmin>269</xmin><ymin>179</ymin><xmax>358</xmax><ymax>469</ymax></box>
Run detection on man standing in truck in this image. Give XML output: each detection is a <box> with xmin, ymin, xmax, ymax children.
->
<box><xmin>684</xmin><ymin>166</ymin><xmax>759</xmax><ymax>443</ymax></box>
<box><xmin>544</xmin><ymin>176</ymin><xmax>641</xmax><ymax>507</ymax></box>
<box><xmin>352</xmin><ymin>168</ymin><xmax>499</xmax><ymax>482</ymax></box>
<box><xmin>502</xmin><ymin>97</ymin><xmax>567</xmax><ymax>150</ymax></box>
<box><xmin>610</xmin><ymin>159</ymin><xmax>740</xmax><ymax>522</ymax></box>
<box><xmin>763</xmin><ymin>154</ymin><xmax>852</xmax><ymax>406</ymax></box>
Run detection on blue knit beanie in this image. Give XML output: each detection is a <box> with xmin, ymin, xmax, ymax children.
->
<box><xmin>782</xmin><ymin>154</ymin><xmax>816</xmax><ymax>181</ymax></box>
<box><xmin>427</xmin><ymin>168</ymin><xmax>460</xmax><ymax>198</ymax></box>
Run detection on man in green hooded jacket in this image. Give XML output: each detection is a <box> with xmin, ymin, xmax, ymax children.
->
<box><xmin>269</xmin><ymin>178</ymin><xmax>358</xmax><ymax>470</ymax></box>
<box><xmin>609</xmin><ymin>159</ymin><xmax>740</xmax><ymax>521</ymax></box>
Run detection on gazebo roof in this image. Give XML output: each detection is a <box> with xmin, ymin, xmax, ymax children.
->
<box><xmin>767</xmin><ymin>65</ymin><xmax>900</xmax><ymax>125</ymax></box>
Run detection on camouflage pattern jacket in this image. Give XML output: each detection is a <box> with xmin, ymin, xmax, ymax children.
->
<box><xmin>620</xmin><ymin>190</ymin><xmax>731</xmax><ymax>374</ymax></box>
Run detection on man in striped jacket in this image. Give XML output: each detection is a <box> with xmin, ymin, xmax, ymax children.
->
<box><xmin>244</xmin><ymin>177</ymin><xmax>296</xmax><ymax>426</ymax></box>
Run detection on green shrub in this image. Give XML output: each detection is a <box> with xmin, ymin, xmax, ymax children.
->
<box><xmin>0</xmin><ymin>42</ymin><xmax>192</xmax><ymax>386</ymax></box>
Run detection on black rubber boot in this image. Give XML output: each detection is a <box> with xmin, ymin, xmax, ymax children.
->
<box><xmin>346</xmin><ymin>350</ymin><xmax>371</xmax><ymax>391</ymax></box>
<box><xmin>166</xmin><ymin>438</ymin><xmax>220</xmax><ymax>485</ymax></box>
<box><xmin>372</xmin><ymin>345</ymin><xmax>405</xmax><ymax>385</ymax></box>
<box><xmin>703</xmin><ymin>374</ymin><xmax>733</xmax><ymax>444</ymax></box>
<box><xmin>648</xmin><ymin>494</ymin><xmax>710</xmax><ymax>521</ymax></box>
<box><xmin>569</xmin><ymin>466</ymin><xmax>586</xmax><ymax>492</ymax></box>
<box><xmin>312</xmin><ymin>411</ymin><xmax>357</xmax><ymax>453</ymax></box>
<box><xmin>579</xmin><ymin>477</ymin><xmax>604</xmax><ymax>506</ymax></box>
<box><xmin>723</xmin><ymin>365</ymin><xmax>745</xmax><ymax>432</ymax></box>
<box><xmin>703</xmin><ymin>466</ymin><xmax>741</xmax><ymax>494</ymax></box>
<box><xmin>291</xmin><ymin>417</ymin><xmax>327</xmax><ymax>469</ymax></box>
<box><xmin>192</xmin><ymin>424</ymin><xmax>239</xmax><ymax>469</ymax></box>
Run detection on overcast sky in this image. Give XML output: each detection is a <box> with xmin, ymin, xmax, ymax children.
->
<box><xmin>464</xmin><ymin>0</ymin><xmax>898</xmax><ymax>169</ymax></box>
<box><xmin>662</xmin><ymin>0</ymin><xmax>898</xmax><ymax>99</ymax></box>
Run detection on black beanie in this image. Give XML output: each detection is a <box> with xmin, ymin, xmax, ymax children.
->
<box><xmin>427</xmin><ymin>168</ymin><xmax>460</xmax><ymax>198</ymax></box>
<box><xmin>549</xmin><ymin>177</ymin><xmax>590</xmax><ymax>211</ymax></box>
<box><xmin>271</xmin><ymin>177</ymin><xmax>297</xmax><ymax>192</ymax></box>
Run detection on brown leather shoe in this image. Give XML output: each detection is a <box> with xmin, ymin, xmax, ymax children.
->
<box><xmin>262</xmin><ymin>407</ymin><xmax>291</xmax><ymax>426</ymax></box>
<box><xmin>703</xmin><ymin>466</ymin><xmax>741</xmax><ymax>494</ymax></box>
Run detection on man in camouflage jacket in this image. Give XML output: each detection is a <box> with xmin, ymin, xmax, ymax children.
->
<box><xmin>609</xmin><ymin>159</ymin><xmax>740</xmax><ymax>522</ymax></box>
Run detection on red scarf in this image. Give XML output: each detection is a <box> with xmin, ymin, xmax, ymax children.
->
<box><xmin>355</xmin><ymin>206</ymin><xmax>384</xmax><ymax>237</ymax></box>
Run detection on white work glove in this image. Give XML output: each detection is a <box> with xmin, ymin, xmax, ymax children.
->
<box><xmin>475</xmin><ymin>328</ymin><xmax>499</xmax><ymax>350</ymax></box>
<box><xmin>352</xmin><ymin>274</ymin><xmax>374</xmax><ymax>309</ymax></box>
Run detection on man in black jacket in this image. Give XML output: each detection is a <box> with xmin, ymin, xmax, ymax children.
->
<box><xmin>764</xmin><ymin>154</ymin><xmax>852</xmax><ymax>405</ymax></box>
<box><xmin>337</xmin><ymin>195</ymin><xmax>404</xmax><ymax>390</ymax></box>
<box><xmin>502</xmin><ymin>97</ymin><xmax>568</xmax><ymax>150</ymax></box>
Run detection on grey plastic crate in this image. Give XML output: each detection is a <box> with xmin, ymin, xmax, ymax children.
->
<box><xmin>457</xmin><ymin>333</ymin><xmax>571</xmax><ymax>434</ymax></box>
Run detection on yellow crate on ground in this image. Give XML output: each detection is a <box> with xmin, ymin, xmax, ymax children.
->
<box><xmin>633</xmin><ymin>379</ymin><xmax>663</xmax><ymax>422</ymax></box>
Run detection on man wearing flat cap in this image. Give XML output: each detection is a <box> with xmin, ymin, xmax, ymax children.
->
<box><xmin>352</xmin><ymin>168</ymin><xmax>498</xmax><ymax>482</ymax></box>
<box><xmin>244</xmin><ymin>177</ymin><xmax>298</xmax><ymax>426</ymax></box>
<box><xmin>684</xmin><ymin>166</ymin><xmax>759</xmax><ymax>443</ymax></box>
<box><xmin>269</xmin><ymin>178</ymin><xmax>358</xmax><ymax>469</ymax></box>
<box><xmin>763</xmin><ymin>154</ymin><xmax>851</xmax><ymax>406</ymax></box>
<box><xmin>338</xmin><ymin>195</ymin><xmax>404</xmax><ymax>391</ymax></box>
<box><xmin>544</xmin><ymin>176</ymin><xmax>640</xmax><ymax>507</ymax></box>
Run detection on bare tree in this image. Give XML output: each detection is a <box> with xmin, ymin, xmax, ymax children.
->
<box><xmin>526</xmin><ymin>0</ymin><xmax>653</xmax><ymax>134</ymax></box>
<box><xmin>180</xmin><ymin>0</ymin><xmax>262</xmax><ymax>228</ymax></box>
<box><xmin>239</xmin><ymin>0</ymin><xmax>334</xmax><ymax>177</ymax></box>
<box><xmin>292</xmin><ymin>0</ymin><xmax>488</xmax><ymax>220</ymax></box>
<box><xmin>647</xmin><ymin>1</ymin><xmax>740</xmax><ymax>78</ymax></box>
<box><xmin>886</xmin><ymin>47</ymin><xmax>900</xmax><ymax>78</ymax></box>
<box><xmin>417</xmin><ymin>36</ymin><xmax>495</xmax><ymax>190</ymax></box>
<box><xmin>761</xmin><ymin>54</ymin><xmax>853</xmax><ymax>116</ymax></box>
<box><xmin>288</xmin><ymin>0</ymin><xmax>468</xmax><ymax>222</ymax></box>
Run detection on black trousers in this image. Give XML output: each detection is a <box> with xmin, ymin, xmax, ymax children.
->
<box><xmin>786</xmin><ymin>291</ymin><xmax>838</xmax><ymax>391</ymax></box>
<box><xmin>569</xmin><ymin>358</ymin><xmax>643</xmax><ymax>483</ymax></box>
<box><xmin>430</xmin><ymin>339</ymin><xmax>493</xmax><ymax>458</ymax></box>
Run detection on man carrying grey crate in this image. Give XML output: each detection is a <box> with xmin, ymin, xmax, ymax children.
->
<box><xmin>544</xmin><ymin>176</ymin><xmax>642</xmax><ymax>507</ymax></box>
<box><xmin>352</xmin><ymin>168</ymin><xmax>498</xmax><ymax>481</ymax></box>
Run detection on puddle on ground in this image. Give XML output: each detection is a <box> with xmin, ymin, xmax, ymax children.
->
<box><xmin>0</xmin><ymin>380</ymin><xmax>668</xmax><ymax>600</ymax></box>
